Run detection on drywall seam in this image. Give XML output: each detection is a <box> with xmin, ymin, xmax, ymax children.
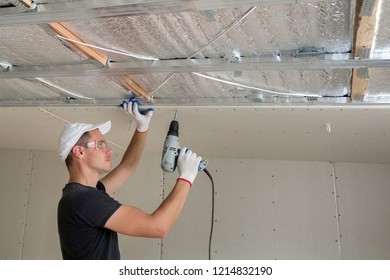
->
<box><xmin>38</xmin><ymin>108</ymin><xmax>126</xmax><ymax>151</ymax></box>
<box><xmin>331</xmin><ymin>162</ymin><xmax>342</xmax><ymax>259</ymax></box>
<box><xmin>271</xmin><ymin>174</ymin><xmax>277</xmax><ymax>260</ymax></box>
<box><xmin>19</xmin><ymin>150</ymin><xmax>34</xmax><ymax>260</ymax></box>
<box><xmin>160</xmin><ymin>171</ymin><xmax>166</xmax><ymax>260</ymax></box>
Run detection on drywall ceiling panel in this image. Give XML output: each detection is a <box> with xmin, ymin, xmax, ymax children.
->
<box><xmin>0</xmin><ymin>25</ymin><xmax>85</xmax><ymax>65</ymax></box>
<box><xmin>172</xmin><ymin>107</ymin><xmax>390</xmax><ymax>164</ymax></box>
<box><xmin>2</xmin><ymin>106</ymin><xmax>390</xmax><ymax>164</ymax></box>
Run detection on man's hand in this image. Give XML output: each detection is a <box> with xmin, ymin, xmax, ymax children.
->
<box><xmin>177</xmin><ymin>148</ymin><xmax>202</xmax><ymax>187</ymax></box>
<box><xmin>122</xmin><ymin>99</ymin><xmax>154</xmax><ymax>132</ymax></box>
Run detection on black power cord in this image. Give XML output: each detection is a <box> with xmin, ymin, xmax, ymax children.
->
<box><xmin>203</xmin><ymin>168</ymin><xmax>214</xmax><ymax>260</ymax></box>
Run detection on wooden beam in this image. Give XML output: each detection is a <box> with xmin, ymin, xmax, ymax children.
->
<box><xmin>122</xmin><ymin>75</ymin><xmax>152</xmax><ymax>101</ymax></box>
<box><xmin>17</xmin><ymin>0</ymin><xmax>151</xmax><ymax>100</ymax></box>
<box><xmin>48</xmin><ymin>22</ymin><xmax>109</xmax><ymax>65</ymax></box>
<box><xmin>19</xmin><ymin>0</ymin><xmax>33</xmax><ymax>7</ymax></box>
<box><xmin>351</xmin><ymin>0</ymin><xmax>379</xmax><ymax>100</ymax></box>
<box><xmin>48</xmin><ymin>22</ymin><xmax>151</xmax><ymax>100</ymax></box>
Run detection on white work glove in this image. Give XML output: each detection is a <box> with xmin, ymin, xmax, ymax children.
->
<box><xmin>177</xmin><ymin>148</ymin><xmax>202</xmax><ymax>187</ymax></box>
<box><xmin>122</xmin><ymin>99</ymin><xmax>154</xmax><ymax>132</ymax></box>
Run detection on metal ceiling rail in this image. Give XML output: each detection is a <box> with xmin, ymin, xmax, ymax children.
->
<box><xmin>1</xmin><ymin>56</ymin><xmax>390</xmax><ymax>79</ymax></box>
<box><xmin>0</xmin><ymin>0</ymin><xmax>325</xmax><ymax>26</ymax></box>
<box><xmin>0</xmin><ymin>97</ymin><xmax>358</xmax><ymax>107</ymax></box>
<box><xmin>3</xmin><ymin>96</ymin><xmax>390</xmax><ymax>107</ymax></box>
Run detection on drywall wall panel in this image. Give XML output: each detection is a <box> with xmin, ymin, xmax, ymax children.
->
<box><xmin>272</xmin><ymin>161</ymin><xmax>338</xmax><ymax>259</ymax></box>
<box><xmin>113</xmin><ymin>154</ymin><xmax>163</xmax><ymax>260</ymax></box>
<box><xmin>160</xmin><ymin>163</ymin><xmax>214</xmax><ymax>260</ymax></box>
<box><xmin>4</xmin><ymin>147</ymin><xmax>163</xmax><ymax>259</ymax></box>
<box><xmin>0</xmin><ymin>150</ymin><xmax>32</xmax><ymax>259</ymax></box>
<box><xmin>162</xmin><ymin>158</ymin><xmax>338</xmax><ymax>260</ymax></box>
<box><xmin>214</xmin><ymin>159</ymin><xmax>337</xmax><ymax>259</ymax></box>
<box><xmin>21</xmin><ymin>151</ymin><xmax>67</xmax><ymax>259</ymax></box>
<box><xmin>2</xmin><ymin>146</ymin><xmax>390</xmax><ymax>260</ymax></box>
<box><xmin>335</xmin><ymin>163</ymin><xmax>390</xmax><ymax>260</ymax></box>
<box><xmin>208</xmin><ymin>159</ymin><xmax>276</xmax><ymax>260</ymax></box>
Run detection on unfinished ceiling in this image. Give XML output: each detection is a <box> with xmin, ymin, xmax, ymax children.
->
<box><xmin>1</xmin><ymin>0</ymin><xmax>390</xmax><ymax>164</ymax></box>
<box><xmin>0</xmin><ymin>0</ymin><xmax>389</xmax><ymax>106</ymax></box>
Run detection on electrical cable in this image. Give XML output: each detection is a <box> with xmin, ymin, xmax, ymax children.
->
<box><xmin>203</xmin><ymin>168</ymin><xmax>214</xmax><ymax>260</ymax></box>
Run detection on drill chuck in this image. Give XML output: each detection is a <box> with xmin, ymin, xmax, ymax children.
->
<box><xmin>167</xmin><ymin>120</ymin><xmax>179</xmax><ymax>137</ymax></box>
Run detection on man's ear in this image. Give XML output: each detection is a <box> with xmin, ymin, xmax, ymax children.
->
<box><xmin>72</xmin><ymin>145</ymin><xmax>84</xmax><ymax>160</ymax></box>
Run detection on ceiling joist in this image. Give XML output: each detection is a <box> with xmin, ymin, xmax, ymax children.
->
<box><xmin>48</xmin><ymin>22</ymin><xmax>109</xmax><ymax>66</ymax></box>
<box><xmin>48</xmin><ymin>23</ymin><xmax>151</xmax><ymax>100</ymax></box>
<box><xmin>1</xmin><ymin>0</ymin><xmax>389</xmax><ymax>106</ymax></box>
<box><xmin>6</xmin><ymin>0</ymin><xmax>149</xmax><ymax>101</ymax></box>
<box><xmin>351</xmin><ymin>0</ymin><xmax>380</xmax><ymax>100</ymax></box>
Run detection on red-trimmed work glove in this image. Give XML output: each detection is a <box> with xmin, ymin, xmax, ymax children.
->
<box><xmin>177</xmin><ymin>148</ymin><xmax>202</xmax><ymax>187</ymax></box>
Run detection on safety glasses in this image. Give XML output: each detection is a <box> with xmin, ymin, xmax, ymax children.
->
<box><xmin>86</xmin><ymin>139</ymin><xmax>109</xmax><ymax>151</ymax></box>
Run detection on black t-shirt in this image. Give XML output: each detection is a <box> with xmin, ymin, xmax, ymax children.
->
<box><xmin>57</xmin><ymin>181</ymin><xmax>122</xmax><ymax>260</ymax></box>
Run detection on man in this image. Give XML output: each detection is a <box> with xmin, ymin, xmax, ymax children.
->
<box><xmin>57</xmin><ymin>99</ymin><xmax>202</xmax><ymax>260</ymax></box>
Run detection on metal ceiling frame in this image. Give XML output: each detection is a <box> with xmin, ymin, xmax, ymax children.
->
<box><xmin>2</xmin><ymin>55</ymin><xmax>390</xmax><ymax>79</ymax></box>
<box><xmin>1</xmin><ymin>0</ymin><xmax>390</xmax><ymax>107</ymax></box>
<box><xmin>47</xmin><ymin>21</ymin><xmax>152</xmax><ymax>100</ymax></box>
<box><xmin>0</xmin><ymin>0</ymin><xmax>320</xmax><ymax>26</ymax></box>
<box><xmin>0</xmin><ymin>96</ymin><xmax>358</xmax><ymax>107</ymax></box>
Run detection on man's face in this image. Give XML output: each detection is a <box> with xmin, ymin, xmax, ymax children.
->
<box><xmin>83</xmin><ymin>129</ymin><xmax>113</xmax><ymax>174</ymax></box>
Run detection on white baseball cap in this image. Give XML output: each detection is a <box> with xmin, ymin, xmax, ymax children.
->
<box><xmin>58</xmin><ymin>120</ymin><xmax>111</xmax><ymax>160</ymax></box>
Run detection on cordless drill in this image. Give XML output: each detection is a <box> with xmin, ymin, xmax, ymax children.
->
<box><xmin>161</xmin><ymin>114</ymin><xmax>208</xmax><ymax>172</ymax></box>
